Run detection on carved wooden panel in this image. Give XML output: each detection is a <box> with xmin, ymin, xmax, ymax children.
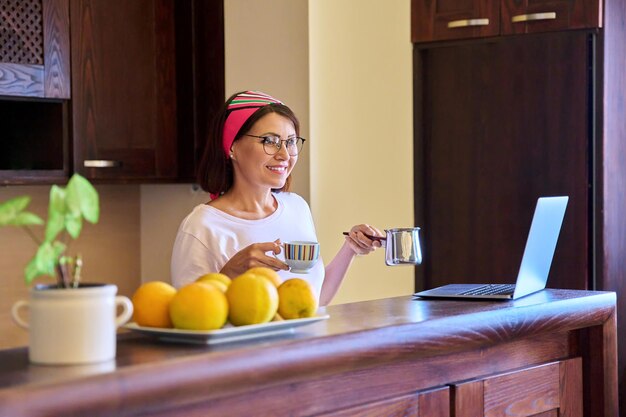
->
<box><xmin>0</xmin><ymin>0</ymin><xmax>44</xmax><ymax>64</ymax></box>
<box><xmin>0</xmin><ymin>0</ymin><xmax>69</xmax><ymax>98</ymax></box>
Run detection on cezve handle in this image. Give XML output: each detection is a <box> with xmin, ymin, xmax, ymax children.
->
<box><xmin>342</xmin><ymin>232</ymin><xmax>386</xmax><ymax>242</ymax></box>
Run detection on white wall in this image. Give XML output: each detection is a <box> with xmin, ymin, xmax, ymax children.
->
<box><xmin>224</xmin><ymin>0</ymin><xmax>310</xmax><ymax>200</ymax></box>
<box><xmin>309</xmin><ymin>0</ymin><xmax>414</xmax><ymax>304</ymax></box>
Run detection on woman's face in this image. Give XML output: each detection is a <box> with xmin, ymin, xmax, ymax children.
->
<box><xmin>230</xmin><ymin>112</ymin><xmax>298</xmax><ymax>192</ymax></box>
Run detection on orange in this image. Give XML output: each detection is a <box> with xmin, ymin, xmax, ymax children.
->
<box><xmin>131</xmin><ymin>281</ymin><xmax>177</xmax><ymax>328</ymax></box>
<box><xmin>196</xmin><ymin>272</ymin><xmax>231</xmax><ymax>292</ymax></box>
<box><xmin>277</xmin><ymin>278</ymin><xmax>318</xmax><ymax>319</ymax></box>
<box><xmin>169</xmin><ymin>282</ymin><xmax>229</xmax><ymax>330</ymax></box>
<box><xmin>226</xmin><ymin>272</ymin><xmax>279</xmax><ymax>326</ymax></box>
<box><xmin>245</xmin><ymin>267</ymin><xmax>283</xmax><ymax>288</ymax></box>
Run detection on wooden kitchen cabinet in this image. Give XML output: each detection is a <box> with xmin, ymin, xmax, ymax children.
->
<box><xmin>411</xmin><ymin>0</ymin><xmax>500</xmax><ymax>42</ymax></box>
<box><xmin>0</xmin><ymin>0</ymin><xmax>224</xmax><ymax>183</ymax></box>
<box><xmin>70</xmin><ymin>0</ymin><xmax>223</xmax><ymax>182</ymax></box>
<box><xmin>70</xmin><ymin>0</ymin><xmax>177</xmax><ymax>181</ymax></box>
<box><xmin>500</xmin><ymin>0</ymin><xmax>601</xmax><ymax>35</ymax></box>
<box><xmin>413</xmin><ymin>0</ymin><xmax>626</xmax><ymax>413</ymax></box>
<box><xmin>71</xmin><ymin>0</ymin><xmax>172</xmax><ymax>181</ymax></box>
<box><xmin>411</xmin><ymin>0</ymin><xmax>601</xmax><ymax>43</ymax></box>
<box><xmin>0</xmin><ymin>291</ymin><xmax>615</xmax><ymax>417</ymax></box>
<box><xmin>0</xmin><ymin>0</ymin><xmax>71</xmax><ymax>98</ymax></box>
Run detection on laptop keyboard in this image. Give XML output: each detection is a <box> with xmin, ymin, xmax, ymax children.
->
<box><xmin>459</xmin><ymin>284</ymin><xmax>516</xmax><ymax>296</ymax></box>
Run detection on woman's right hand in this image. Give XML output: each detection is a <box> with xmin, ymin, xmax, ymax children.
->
<box><xmin>220</xmin><ymin>240</ymin><xmax>289</xmax><ymax>278</ymax></box>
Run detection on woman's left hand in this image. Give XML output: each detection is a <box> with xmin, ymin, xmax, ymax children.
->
<box><xmin>344</xmin><ymin>224</ymin><xmax>384</xmax><ymax>255</ymax></box>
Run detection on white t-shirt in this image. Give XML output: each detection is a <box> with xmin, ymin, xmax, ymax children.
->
<box><xmin>170</xmin><ymin>192</ymin><xmax>324</xmax><ymax>298</ymax></box>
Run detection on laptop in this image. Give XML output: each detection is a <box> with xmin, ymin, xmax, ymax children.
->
<box><xmin>414</xmin><ymin>196</ymin><xmax>569</xmax><ymax>301</ymax></box>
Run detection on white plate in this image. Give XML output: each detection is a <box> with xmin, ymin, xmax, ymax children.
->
<box><xmin>124</xmin><ymin>315</ymin><xmax>329</xmax><ymax>345</ymax></box>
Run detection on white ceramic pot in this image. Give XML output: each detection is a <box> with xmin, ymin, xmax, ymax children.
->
<box><xmin>11</xmin><ymin>283</ymin><xmax>133</xmax><ymax>365</ymax></box>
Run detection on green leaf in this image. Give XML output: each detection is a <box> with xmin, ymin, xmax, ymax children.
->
<box><xmin>0</xmin><ymin>196</ymin><xmax>32</xmax><ymax>226</ymax></box>
<box><xmin>45</xmin><ymin>185</ymin><xmax>66</xmax><ymax>243</ymax></box>
<box><xmin>24</xmin><ymin>256</ymin><xmax>40</xmax><ymax>284</ymax></box>
<box><xmin>12</xmin><ymin>212</ymin><xmax>44</xmax><ymax>226</ymax></box>
<box><xmin>34</xmin><ymin>242</ymin><xmax>58</xmax><ymax>276</ymax></box>
<box><xmin>65</xmin><ymin>213</ymin><xmax>83</xmax><ymax>239</ymax></box>
<box><xmin>25</xmin><ymin>241</ymin><xmax>66</xmax><ymax>284</ymax></box>
<box><xmin>67</xmin><ymin>174</ymin><xmax>99</xmax><ymax>224</ymax></box>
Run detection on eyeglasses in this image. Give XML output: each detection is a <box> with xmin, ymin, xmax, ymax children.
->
<box><xmin>245</xmin><ymin>135</ymin><xmax>306</xmax><ymax>156</ymax></box>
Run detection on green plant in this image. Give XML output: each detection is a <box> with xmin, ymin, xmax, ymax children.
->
<box><xmin>0</xmin><ymin>174</ymin><xmax>99</xmax><ymax>287</ymax></box>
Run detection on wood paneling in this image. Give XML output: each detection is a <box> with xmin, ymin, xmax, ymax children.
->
<box><xmin>483</xmin><ymin>363</ymin><xmax>560</xmax><ymax>416</ymax></box>
<box><xmin>418</xmin><ymin>31</ymin><xmax>590</xmax><ymax>292</ymax></box>
<box><xmin>317</xmin><ymin>393</ymin><xmax>419</xmax><ymax>417</ymax></box>
<box><xmin>175</xmin><ymin>0</ymin><xmax>225</xmax><ymax>181</ymax></box>
<box><xmin>42</xmin><ymin>0</ymin><xmax>70</xmax><ymax>98</ymax></box>
<box><xmin>453</xmin><ymin>381</ymin><xmax>483</xmax><ymax>417</ymax></box>
<box><xmin>452</xmin><ymin>359</ymin><xmax>581</xmax><ymax>417</ymax></box>
<box><xmin>600</xmin><ymin>0</ymin><xmax>626</xmax><ymax>414</ymax></box>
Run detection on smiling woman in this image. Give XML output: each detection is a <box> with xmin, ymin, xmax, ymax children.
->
<box><xmin>170</xmin><ymin>90</ymin><xmax>384</xmax><ymax>305</ymax></box>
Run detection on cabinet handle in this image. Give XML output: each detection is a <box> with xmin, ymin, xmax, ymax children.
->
<box><xmin>83</xmin><ymin>160</ymin><xmax>122</xmax><ymax>168</ymax></box>
<box><xmin>447</xmin><ymin>18</ymin><xmax>490</xmax><ymax>29</ymax></box>
<box><xmin>511</xmin><ymin>12</ymin><xmax>557</xmax><ymax>23</ymax></box>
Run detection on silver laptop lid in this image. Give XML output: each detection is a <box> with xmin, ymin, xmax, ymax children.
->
<box><xmin>513</xmin><ymin>196</ymin><xmax>568</xmax><ymax>299</ymax></box>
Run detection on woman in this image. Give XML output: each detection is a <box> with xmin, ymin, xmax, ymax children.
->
<box><xmin>171</xmin><ymin>91</ymin><xmax>382</xmax><ymax>305</ymax></box>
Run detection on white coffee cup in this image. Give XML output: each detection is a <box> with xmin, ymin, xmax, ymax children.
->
<box><xmin>283</xmin><ymin>241</ymin><xmax>320</xmax><ymax>273</ymax></box>
<box><xmin>11</xmin><ymin>283</ymin><xmax>133</xmax><ymax>365</ymax></box>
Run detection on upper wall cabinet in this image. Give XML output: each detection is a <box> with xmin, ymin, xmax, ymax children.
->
<box><xmin>0</xmin><ymin>0</ymin><xmax>224</xmax><ymax>184</ymax></box>
<box><xmin>70</xmin><ymin>0</ymin><xmax>178</xmax><ymax>181</ymax></box>
<box><xmin>70</xmin><ymin>0</ymin><xmax>224</xmax><ymax>182</ymax></box>
<box><xmin>0</xmin><ymin>0</ymin><xmax>71</xmax><ymax>98</ymax></box>
<box><xmin>411</xmin><ymin>0</ymin><xmax>602</xmax><ymax>43</ymax></box>
<box><xmin>412</xmin><ymin>0</ymin><xmax>500</xmax><ymax>42</ymax></box>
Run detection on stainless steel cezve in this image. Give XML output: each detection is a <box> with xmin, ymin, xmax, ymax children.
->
<box><xmin>383</xmin><ymin>228</ymin><xmax>422</xmax><ymax>266</ymax></box>
<box><xmin>343</xmin><ymin>228</ymin><xmax>422</xmax><ymax>266</ymax></box>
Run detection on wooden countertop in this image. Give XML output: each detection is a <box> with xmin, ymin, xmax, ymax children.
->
<box><xmin>0</xmin><ymin>289</ymin><xmax>617</xmax><ymax>417</ymax></box>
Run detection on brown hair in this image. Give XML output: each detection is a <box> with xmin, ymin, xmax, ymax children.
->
<box><xmin>197</xmin><ymin>91</ymin><xmax>300</xmax><ymax>196</ymax></box>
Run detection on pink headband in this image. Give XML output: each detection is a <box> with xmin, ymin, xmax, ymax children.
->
<box><xmin>222</xmin><ymin>91</ymin><xmax>283</xmax><ymax>157</ymax></box>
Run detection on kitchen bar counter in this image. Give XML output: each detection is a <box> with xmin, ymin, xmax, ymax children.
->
<box><xmin>0</xmin><ymin>289</ymin><xmax>617</xmax><ymax>417</ymax></box>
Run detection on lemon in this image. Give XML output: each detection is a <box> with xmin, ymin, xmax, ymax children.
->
<box><xmin>226</xmin><ymin>272</ymin><xmax>279</xmax><ymax>326</ymax></box>
<box><xmin>196</xmin><ymin>272</ymin><xmax>231</xmax><ymax>292</ymax></box>
<box><xmin>131</xmin><ymin>281</ymin><xmax>177</xmax><ymax>328</ymax></box>
<box><xmin>196</xmin><ymin>272</ymin><xmax>231</xmax><ymax>286</ymax></box>
<box><xmin>277</xmin><ymin>278</ymin><xmax>318</xmax><ymax>319</ymax></box>
<box><xmin>245</xmin><ymin>267</ymin><xmax>283</xmax><ymax>287</ymax></box>
<box><xmin>198</xmin><ymin>279</ymin><xmax>228</xmax><ymax>293</ymax></box>
<box><xmin>169</xmin><ymin>282</ymin><xmax>229</xmax><ymax>330</ymax></box>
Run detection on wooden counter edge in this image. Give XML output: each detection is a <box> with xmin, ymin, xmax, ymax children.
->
<box><xmin>0</xmin><ymin>291</ymin><xmax>617</xmax><ymax>417</ymax></box>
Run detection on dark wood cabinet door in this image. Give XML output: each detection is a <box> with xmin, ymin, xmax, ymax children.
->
<box><xmin>318</xmin><ymin>387</ymin><xmax>449</xmax><ymax>417</ymax></box>
<box><xmin>0</xmin><ymin>0</ymin><xmax>70</xmax><ymax>98</ymax></box>
<box><xmin>501</xmin><ymin>0</ymin><xmax>602</xmax><ymax>34</ymax></box>
<box><xmin>452</xmin><ymin>359</ymin><xmax>582</xmax><ymax>417</ymax></box>
<box><xmin>411</xmin><ymin>0</ymin><xmax>499</xmax><ymax>43</ymax></box>
<box><xmin>416</xmin><ymin>31</ymin><xmax>591</xmax><ymax>291</ymax></box>
<box><xmin>70</xmin><ymin>0</ymin><xmax>177</xmax><ymax>181</ymax></box>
